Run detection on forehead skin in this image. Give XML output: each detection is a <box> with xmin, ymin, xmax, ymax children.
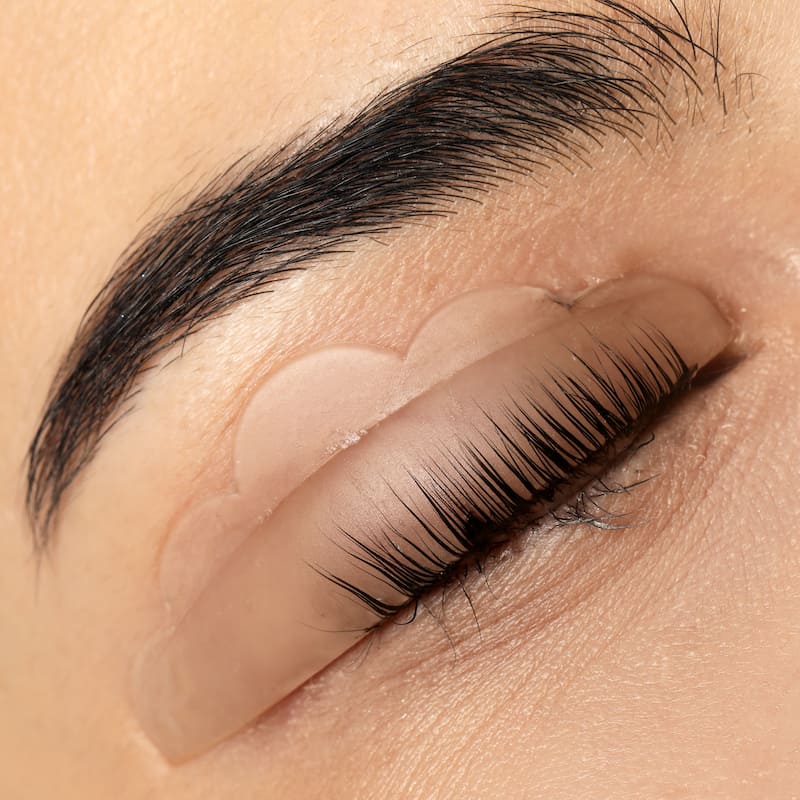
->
<box><xmin>1</xmin><ymin>1</ymin><xmax>799</xmax><ymax>798</ymax></box>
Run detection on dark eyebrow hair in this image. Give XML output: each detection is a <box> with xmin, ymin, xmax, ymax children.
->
<box><xmin>26</xmin><ymin>0</ymin><xmax>727</xmax><ymax>548</ymax></box>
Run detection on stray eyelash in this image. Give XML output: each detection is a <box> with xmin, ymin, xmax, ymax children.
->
<box><xmin>319</xmin><ymin>329</ymin><xmax>693</xmax><ymax>626</ymax></box>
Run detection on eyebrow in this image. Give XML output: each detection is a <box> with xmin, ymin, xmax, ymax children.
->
<box><xmin>26</xmin><ymin>0</ymin><xmax>727</xmax><ymax>547</ymax></box>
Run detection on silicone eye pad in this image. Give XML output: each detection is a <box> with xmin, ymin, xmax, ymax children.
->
<box><xmin>159</xmin><ymin>285</ymin><xmax>571</xmax><ymax>615</ymax></box>
<box><xmin>135</xmin><ymin>275</ymin><xmax>731</xmax><ymax>762</ymax></box>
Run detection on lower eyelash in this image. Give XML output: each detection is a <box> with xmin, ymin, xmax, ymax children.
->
<box><xmin>319</xmin><ymin>328</ymin><xmax>694</xmax><ymax>627</ymax></box>
<box><xmin>549</xmin><ymin>463</ymin><xmax>655</xmax><ymax>531</ymax></box>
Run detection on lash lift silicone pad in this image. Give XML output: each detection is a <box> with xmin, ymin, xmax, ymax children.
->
<box><xmin>137</xmin><ymin>276</ymin><xmax>731</xmax><ymax>762</ymax></box>
<box><xmin>160</xmin><ymin>284</ymin><xmax>571</xmax><ymax>616</ymax></box>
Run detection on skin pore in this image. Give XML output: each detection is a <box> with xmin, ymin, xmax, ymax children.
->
<box><xmin>1</xmin><ymin>0</ymin><xmax>800</xmax><ymax>797</ymax></box>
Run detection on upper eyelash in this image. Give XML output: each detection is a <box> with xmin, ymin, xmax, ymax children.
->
<box><xmin>318</xmin><ymin>328</ymin><xmax>693</xmax><ymax>624</ymax></box>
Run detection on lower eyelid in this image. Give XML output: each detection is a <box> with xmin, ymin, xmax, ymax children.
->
<box><xmin>132</xmin><ymin>276</ymin><xmax>731</xmax><ymax>762</ymax></box>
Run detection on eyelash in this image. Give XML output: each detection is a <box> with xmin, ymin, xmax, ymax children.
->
<box><xmin>319</xmin><ymin>329</ymin><xmax>693</xmax><ymax>628</ymax></box>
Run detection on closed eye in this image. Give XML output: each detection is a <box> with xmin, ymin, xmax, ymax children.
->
<box><xmin>319</xmin><ymin>328</ymin><xmax>693</xmax><ymax>626</ymax></box>
<box><xmin>132</xmin><ymin>275</ymin><xmax>731</xmax><ymax>762</ymax></box>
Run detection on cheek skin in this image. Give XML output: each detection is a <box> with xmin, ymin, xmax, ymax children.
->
<box><xmin>0</xmin><ymin>1</ymin><xmax>799</xmax><ymax>799</ymax></box>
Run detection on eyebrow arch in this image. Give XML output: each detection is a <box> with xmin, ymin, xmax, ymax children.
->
<box><xmin>26</xmin><ymin>0</ymin><xmax>726</xmax><ymax>548</ymax></box>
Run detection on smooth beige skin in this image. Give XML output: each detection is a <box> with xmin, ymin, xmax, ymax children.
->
<box><xmin>1</xmin><ymin>1</ymin><xmax>799</xmax><ymax>798</ymax></box>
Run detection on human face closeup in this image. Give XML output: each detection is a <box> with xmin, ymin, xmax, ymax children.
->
<box><xmin>2</xmin><ymin>1</ymin><xmax>799</xmax><ymax>798</ymax></box>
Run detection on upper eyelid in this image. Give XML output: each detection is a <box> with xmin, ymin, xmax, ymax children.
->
<box><xmin>25</xmin><ymin>1</ymin><xmax>731</xmax><ymax>548</ymax></box>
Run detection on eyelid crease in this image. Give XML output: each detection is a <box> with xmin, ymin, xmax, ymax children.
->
<box><xmin>132</xmin><ymin>275</ymin><xmax>731</xmax><ymax>763</ymax></box>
